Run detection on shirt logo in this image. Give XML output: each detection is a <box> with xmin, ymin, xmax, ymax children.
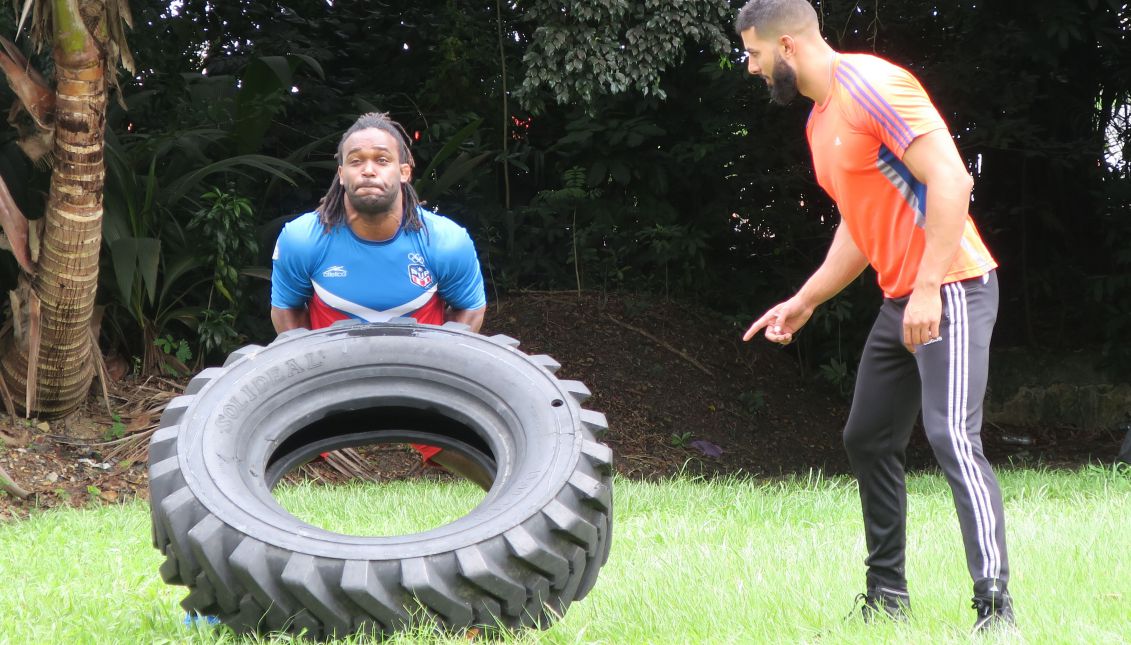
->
<box><xmin>322</xmin><ymin>265</ymin><xmax>348</xmax><ymax>278</ymax></box>
<box><xmin>835</xmin><ymin>136</ymin><xmax>843</xmax><ymax>146</ymax></box>
<box><xmin>407</xmin><ymin>253</ymin><xmax>433</xmax><ymax>288</ymax></box>
<box><xmin>408</xmin><ymin>263</ymin><xmax>433</xmax><ymax>288</ymax></box>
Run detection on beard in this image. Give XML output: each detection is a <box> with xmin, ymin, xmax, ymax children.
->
<box><xmin>767</xmin><ymin>56</ymin><xmax>800</xmax><ymax>106</ymax></box>
<box><xmin>345</xmin><ymin>182</ymin><xmax>399</xmax><ymax>216</ymax></box>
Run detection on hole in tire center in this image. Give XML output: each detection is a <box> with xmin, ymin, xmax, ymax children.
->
<box><xmin>551</xmin><ymin>399</ymin><xmax>564</xmax><ymax>407</ymax></box>
<box><xmin>268</xmin><ymin>406</ymin><xmax>495</xmax><ymax>537</ymax></box>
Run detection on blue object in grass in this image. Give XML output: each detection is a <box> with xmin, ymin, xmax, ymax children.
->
<box><xmin>183</xmin><ymin>612</ymin><xmax>221</xmax><ymax>627</ymax></box>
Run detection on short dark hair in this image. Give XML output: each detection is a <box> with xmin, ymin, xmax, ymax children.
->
<box><xmin>316</xmin><ymin>112</ymin><xmax>424</xmax><ymax>233</ymax></box>
<box><xmin>735</xmin><ymin>0</ymin><xmax>819</xmax><ymax>38</ymax></box>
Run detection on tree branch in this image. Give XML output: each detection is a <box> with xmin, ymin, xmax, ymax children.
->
<box><xmin>0</xmin><ymin>463</ymin><xmax>29</xmax><ymax>499</ymax></box>
<box><xmin>605</xmin><ymin>314</ymin><xmax>713</xmax><ymax>377</ymax></box>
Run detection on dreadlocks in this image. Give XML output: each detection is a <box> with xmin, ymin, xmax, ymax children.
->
<box><xmin>317</xmin><ymin>112</ymin><xmax>425</xmax><ymax>233</ymax></box>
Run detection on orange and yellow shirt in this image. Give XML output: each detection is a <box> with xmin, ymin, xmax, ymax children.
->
<box><xmin>806</xmin><ymin>53</ymin><xmax>996</xmax><ymax>298</ymax></box>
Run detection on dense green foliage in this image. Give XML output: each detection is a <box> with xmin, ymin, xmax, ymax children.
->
<box><xmin>0</xmin><ymin>0</ymin><xmax>1125</xmax><ymax>379</ymax></box>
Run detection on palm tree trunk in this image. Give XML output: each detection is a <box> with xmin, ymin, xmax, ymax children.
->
<box><xmin>0</xmin><ymin>0</ymin><xmax>108</xmax><ymax>418</ymax></box>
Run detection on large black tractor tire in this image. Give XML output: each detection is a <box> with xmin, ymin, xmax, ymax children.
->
<box><xmin>147</xmin><ymin>319</ymin><xmax>613</xmax><ymax>639</ymax></box>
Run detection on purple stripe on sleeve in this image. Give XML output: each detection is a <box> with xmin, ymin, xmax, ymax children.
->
<box><xmin>837</xmin><ymin>62</ymin><xmax>917</xmax><ymax>149</ymax></box>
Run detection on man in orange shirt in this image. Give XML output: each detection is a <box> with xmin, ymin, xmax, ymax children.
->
<box><xmin>736</xmin><ymin>0</ymin><xmax>1012</xmax><ymax>632</ymax></box>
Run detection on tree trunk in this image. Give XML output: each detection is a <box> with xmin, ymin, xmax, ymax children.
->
<box><xmin>0</xmin><ymin>0</ymin><xmax>108</xmax><ymax>419</ymax></box>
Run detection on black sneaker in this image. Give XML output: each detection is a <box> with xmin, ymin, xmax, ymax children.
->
<box><xmin>971</xmin><ymin>578</ymin><xmax>1015</xmax><ymax>633</ymax></box>
<box><xmin>849</xmin><ymin>585</ymin><xmax>911</xmax><ymax>622</ymax></box>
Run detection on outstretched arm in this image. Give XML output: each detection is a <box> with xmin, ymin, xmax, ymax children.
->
<box><xmin>743</xmin><ymin>222</ymin><xmax>869</xmax><ymax>343</ymax></box>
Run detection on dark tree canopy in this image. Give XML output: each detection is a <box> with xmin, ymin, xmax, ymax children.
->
<box><xmin>0</xmin><ymin>0</ymin><xmax>1124</xmax><ymax>379</ymax></box>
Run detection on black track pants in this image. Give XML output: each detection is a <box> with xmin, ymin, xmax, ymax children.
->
<box><xmin>843</xmin><ymin>271</ymin><xmax>1008</xmax><ymax>591</ymax></box>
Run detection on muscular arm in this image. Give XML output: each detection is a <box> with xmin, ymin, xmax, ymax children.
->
<box><xmin>445</xmin><ymin>305</ymin><xmax>486</xmax><ymax>333</ymax></box>
<box><xmin>903</xmin><ymin>130</ymin><xmax>973</xmax><ymax>294</ymax></box>
<box><xmin>271</xmin><ymin>306</ymin><xmax>310</xmax><ymax>334</ymax></box>
<box><xmin>795</xmin><ymin>222</ymin><xmax>871</xmax><ymax>309</ymax></box>
<box><xmin>899</xmin><ymin>129</ymin><xmax>974</xmax><ymax>351</ymax></box>
<box><xmin>744</xmin><ymin>222</ymin><xmax>869</xmax><ymax>342</ymax></box>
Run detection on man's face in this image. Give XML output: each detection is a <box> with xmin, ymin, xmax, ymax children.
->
<box><xmin>741</xmin><ymin>28</ymin><xmax>799</xmax><ymax>106</ymax></box>
<box><xmin>337</xmin><ymin>128</ymin><xmax>411</xmax><ymax>217</ymax></box>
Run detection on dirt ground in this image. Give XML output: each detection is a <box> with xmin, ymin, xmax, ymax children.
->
<box><xmin>0</xmin><ymin>291</ymin><xmax>1123</xmax><ymax>520</ymax></box>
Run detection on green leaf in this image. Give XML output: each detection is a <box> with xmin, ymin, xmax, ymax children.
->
<box><xmin>283</xmin><ymin>131</ymin><xmax>339</xmax><ymax>166</ymax></box>
<box><xmin>158</xmin><ymin>254</ymin><xmax>206</xmax><ymax>304</ymax></box>
<box><xmin>157</xmin><ymin>305</ymin><xmax>205</xmax><ymax>332</ymax></box>
<box><xmin>109</xmin><ymin>237</ymin><xmax>161</xmax><ymax>306</ymax></box>
<box><xmin>588</xmin><ymin>160</ymin><xmax>608</xmax><ymax>187</ymax></box>
<box><xmin>166</xmin><ymin>155</ymin><xmax>308</xmax><ymax>207</ymax></box>
<box><xmin>611</xmin><ymin>161</ymin><xmax>631</xmax><ymax>186</ymax></box>
<box><xmin>175</xmin><ymin>341</ymin><xmax>193</xmax><ymax>363</ymax></box>
<box><xmin>136</xmin><ymin>238</ymin><xmax>161</xmax><ymax>305</ymax></box>
<box><xmin>141</xmin><ymin>156</ymin><xmax>159</xmax><ymax>232</ymax></box>
<box><xmin>635</xmin><ymin>124</ymin><xmax>667</xmax><ymax>137</ymax></box>
<box><xmin>556</xmin><ymin>130</ymin><xmax>594</xmax><ymax>146</ymax></box>
<box><xmin>234</xmin><ymin>55</ymin><xmax>298</xmax><ymax>154</ymax></box>
<box><xmin>288</xmin><ymin>53</ymin><xmax>325</xmax><ymax>79</ymax></box>
<box><xmin>108</xmin><ymin>238</ymin><xmax>139</xmax><ymax>305</ymax></box>
<box><xmin>417</xmin><ymin>118</ymin><xmax>483</xmax><ymax>184</ymax></box>
<box><xmin>253</xmin><ymin>55</ymin><xmax>295</xmax><ymax>88</ymax></box>
<box><xmin>101</xmin><ymin>143</ymin><xmax>137</xmax><ymax>245</ymax></box>
<box><xmin>240</xmin><ymin>266</ymin><xmax>271</xmax><ymax>281</ymax></box>
<box><xmin>418</xmin><ymin>151</ymin><xmax>492</xmax><ymax>201</ymax></box>
<box><xmin>215</xmin><ymin>280</ymin><xmax>234</xmax><ymax>303</ymax></box>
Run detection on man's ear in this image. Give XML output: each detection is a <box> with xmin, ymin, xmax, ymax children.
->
<box><xmin>779</xmin><ymin>34</ymin><xmax>796</xmax><ymax>58</ymax></box>
<box><xmin>338</xmin><ymin>166</ymin><xmax>344</xmax><ymax>186</ymax></box>
<box><xmin>400</xmin><ymin>163</ymin><xmax>412</xmax><ymax>184</ymax></box>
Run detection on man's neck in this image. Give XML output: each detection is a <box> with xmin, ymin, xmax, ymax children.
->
<box><xmin>347</xmin><ymin>202</ymin><xmax>403</xmax><ymax>242</ymax></box>
<box><xmin>797</xmin><ymin>42</ymin><xmax>839</xmax><ymax>106</ymax></box>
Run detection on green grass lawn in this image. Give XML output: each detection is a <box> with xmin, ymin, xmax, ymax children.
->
<box><xmin>1</xmin><ymin>465</ymin><xmax>1128</xmax><ymax>644</ymax></box>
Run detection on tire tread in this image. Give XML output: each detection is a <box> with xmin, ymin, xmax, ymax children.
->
<box><xmin>148</xmin><ymin>324</ymin><xmax>613</xmax><ymax>637</ymax></box>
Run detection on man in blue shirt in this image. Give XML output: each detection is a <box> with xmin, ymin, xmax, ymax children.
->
<box><xmin>271</xmin><ymin>112</ymin><xmax>490</xmax><ymax>488</ymax></box>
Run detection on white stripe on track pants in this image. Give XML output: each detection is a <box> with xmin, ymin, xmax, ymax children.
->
<box><xmin>843</xmin><ymin>270</ymin><xmax>1008</xmax><ymax>591</ymax></box>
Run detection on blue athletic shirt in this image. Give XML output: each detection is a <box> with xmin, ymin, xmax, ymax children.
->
<box><xmin>271</xmin><ymin>208</ymin><xmax>486</xmax><ymax>328</ymax></box>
